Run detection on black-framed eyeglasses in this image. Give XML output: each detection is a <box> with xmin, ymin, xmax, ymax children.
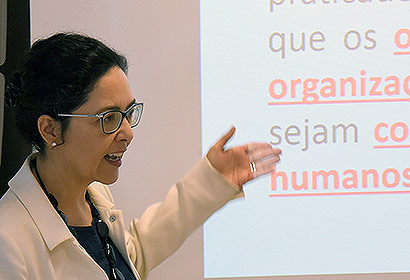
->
<box><xmin>58</xmin><ymin>102</ymin><xmax>144</xmax><ymax>134</ymax></box>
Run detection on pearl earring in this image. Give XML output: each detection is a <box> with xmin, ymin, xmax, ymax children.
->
<box><xmin>52</xmin><ymin>142</ymin><xmax>57</xmax><ymax>147</ymax></box>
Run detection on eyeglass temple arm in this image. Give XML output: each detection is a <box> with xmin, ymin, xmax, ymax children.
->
<box><xmin>57</xmin><ymin>103</ymin><xmax>143</xmax><ymax>118</ymax></box>
<box><xmin>57</xmin><ymin>113</ymin><xmax>100</xmax><ymax>118</ymax></box>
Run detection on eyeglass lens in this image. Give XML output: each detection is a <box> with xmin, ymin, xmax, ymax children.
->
<box><xmin>102</xmin><ymin>105</ymin><xmax>142</xmax><ymax>134</ymax></box>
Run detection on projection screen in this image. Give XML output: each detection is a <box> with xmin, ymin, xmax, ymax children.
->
<box><xmin>201</xmin><ymin>1</ymin><xmax>410</xmax><ymax>279</ymax></box>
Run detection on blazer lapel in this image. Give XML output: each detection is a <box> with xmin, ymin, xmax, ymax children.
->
<box><xmin>8</xmin><ymin>155</ymin><xmax>73</xmax><ymax>251</ymax></box>
<box><xmin>88</xmin><ymin>183</ymin><xmax>141</xmax><ymax>280</ymax></box>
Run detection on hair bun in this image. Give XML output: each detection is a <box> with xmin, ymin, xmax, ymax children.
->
<box><xmin>5</xmin><ymin>72</ymin><xmax>23</xmax><ymax>108</ymax></box>
<box><xmin>5</xmin><ymin>82</ymin><xmax>21</xmax><ymax>108</ymax></box>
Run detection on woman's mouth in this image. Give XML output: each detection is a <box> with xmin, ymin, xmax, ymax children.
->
<box><xmin>104</xmin><ymin>152</ymin><xmax>124</xmax><ymax>167</ymax></box>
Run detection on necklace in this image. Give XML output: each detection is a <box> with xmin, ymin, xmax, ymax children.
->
<box><xmin>31</xmin><ymin>159</ymin><xmax>125</xmax><ymax>280</ymax></box>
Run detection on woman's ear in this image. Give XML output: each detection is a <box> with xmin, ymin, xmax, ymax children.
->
<box><xmin>37</xmin><ymin>115</ymin><xmax>63</xmax><ymax>147</ymax></box>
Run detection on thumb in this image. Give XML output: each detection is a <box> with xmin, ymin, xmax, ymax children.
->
<box><xmin>214</xmin><ymin>126</ymin><xmax>236</xmax><ymax>150</ymax></box>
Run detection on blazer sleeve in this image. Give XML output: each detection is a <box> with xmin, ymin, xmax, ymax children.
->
<box><xmin>126</xmin><ymin>157</ymin><xmax>243</xmax><ymax>279</ymax></box>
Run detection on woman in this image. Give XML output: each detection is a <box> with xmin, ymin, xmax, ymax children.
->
<box><xmin>0</xmin><ymin>33</ymin><xmax>282</xmax><ymax>280</ymax></box>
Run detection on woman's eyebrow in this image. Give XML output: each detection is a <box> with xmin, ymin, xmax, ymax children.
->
<box><xmin>97</xmin><ymin>99</ymin><xmax>136</xmax><ymax>114</ymax></box>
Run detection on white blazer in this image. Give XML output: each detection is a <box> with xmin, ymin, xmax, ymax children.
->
<box><xmin>0</xmin><ymin>154</ymin><xmax>241</xmax><ymax>280</ymax></box>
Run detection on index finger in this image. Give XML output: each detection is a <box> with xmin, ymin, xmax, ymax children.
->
<box><xmin>248</xmin><ymin>143</ymin><xmax>282</xmax><ymax>161</ymax></box>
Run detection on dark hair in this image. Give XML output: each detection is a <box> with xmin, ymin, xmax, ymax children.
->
<box><xmin>4</xmin><ymin>32</ymin><xmax>128</xmax><ymax>153</ymax></box>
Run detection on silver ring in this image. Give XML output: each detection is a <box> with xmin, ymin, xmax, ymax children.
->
<box><xmin>249</xmin><ymin>161</ymin><xmax>257</xmax><ymax>173</ymax></box>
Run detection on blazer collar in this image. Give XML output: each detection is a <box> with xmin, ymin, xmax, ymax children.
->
<box><xmin>87</xmin><ymin>183</ymin><xmax>115</xmax><ymax>210</ymax></box>
<box><xmin>8</xmin><ymin>154</ymin><xmax>73</xmax><ymax>251</ymax></box>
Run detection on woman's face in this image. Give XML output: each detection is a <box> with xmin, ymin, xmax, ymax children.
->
<box><xmin>56</xmin><ymin>67</ymin><xmax>135</xmax><ymax>185</ymax></box>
